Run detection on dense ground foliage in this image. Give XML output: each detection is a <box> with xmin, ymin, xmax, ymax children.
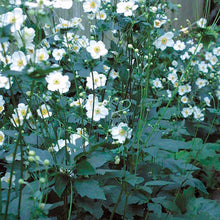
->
<box><xmin>0</xmin><ymin>0</ymin><xmax>220</xmax><ymax>219</ymax></box>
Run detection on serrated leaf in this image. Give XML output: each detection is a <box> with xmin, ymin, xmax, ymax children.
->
<box><xmin>74</xmin><ymin>179</ymin><xmax>106</xmax><ymax>200</ymax></box>
<box><xmin>184</xmin><ymin>178</ymin><xmax>208</xmax><ymax>195</ymax></box>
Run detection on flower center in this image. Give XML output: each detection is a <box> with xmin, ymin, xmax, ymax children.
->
<box><xmin>0</xmin><ymin>106</ymin><xmax>3</xmax><ymax>112</ymax></box>
<box><xmin>155</xmin><ymin>21</ymin><xmax>160</xmax><ymax>26</ymax></box>
<box><xmin>20</xmin><ymin>109</ymin><xmax>26</xmax><ymax>116</ymax></box>
<box><xmin>38</xmin><ymin>54</ymin><xmax>44</xmax><ymax>61</ymax></box>
<box><xmin>53</xmin><ymin>79</ymin><xmax>60</xmax><ymax>85</ymax></box>
<box><xmin>161</xmin><ymin>37</ymin><xmax>167</xmax><ymax>44</ymax></box>
<box><xmin>94</xmin><ymin>46</ymin><xmax>101</xmax><ymax>53</ymax></box>
<box><xmin>0</xmin><ymin>135</ymin><xmax>3</xmax><ymax>142</ymax></box>
<box><xmin>95</xmin><ymin>108</ymin><xmax>100</xmax><ymax>114</ymax></box>
<box><xmin>119</xmin><ymin>129</ymin><xmax>125</xmax><ymax>136</ymax></box>
<box><xmin>125</xmin><ymin>6</ymin><xmax>131</xmax><ymax>11</ymax></box>
<box><xmin>17</xmin><ymin>59</ymin><xmax>23</xmax><ymax>67</ymax></box>
<box><xmin>90</xmin><ymin>1</ymin><xmax>96</xmax><ymax>8</ymax></box>
<box><xmin>94</xmin><ymin>77</ymin><xmax>99</xmax><ymax>83</ymax></box>
<box><xmin>41</xmin><ymin>109</ymin><xmax>48</xmax><ymax>116</ymax></box>
<box><xmin>9</xmin><ymin>16</ymin><xmax>16</xmax><ymax>23</ymax></box>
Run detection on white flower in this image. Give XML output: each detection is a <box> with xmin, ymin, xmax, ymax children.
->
<box><xmin>53</xmin><ymin>0</ymin><xmax>73</xmax><ymax>9</ymax></box>
<box><xmin>54</xmin><ymin>139</ymin><xmax>70</xmax><ymax>152</ymax></box>
<box><xmin>181</xmin><ymin>96</ymin><xmax>188</xmax><ymax>104</ymax></box>
<box><xmin>83</xmin><ymin>0</ymin><xmax>101</xmax><ymax>13</ymax></box>
<box><xmin>153</xmin><ymin>32</ymin><xmax>174</xmax><ymax>51</ymax></box>
<box><xmin>52</xmin><ymin>48</ymin><xmax>65</xmax><ymax>61</ymax></box>
<box><xmin>70</xmin><ymin>128</ymin><xmax>89</xmax><ymax>147</ymax></box>
<box><xmin>193</xmin><ymin>106</ymin><xmax>204</xmax><ymax>121</ymax></box>
<box><xmin>56</xmin><ymin>18</ymin><xmax>72</xmax><ymax>30</ymax></box>
<box><xmin>96</xmin><ymin>10</ymin><xmax>107</xmax><ymax>20</ymax></box>
<box><xmin>86</xmin><ymin>40</ymin><xmax>108</xmax><ymax>59</ymax></box>
<box><xmin>9</xmin><ymin>0</ymin><xmax>21</xmax><ymax>5</ymax></box>
<box><xmin>17</xmin><ymin>103</ymin><xmax>32</xmax><ymax>120</ymax></box>
<box><xmin>198</xmin><ymin>61</ymin><xmax>208</xmax><ymax>73</ymax></box>
<box><xmin>167</xmin><ymin>90</ymin><xmax>172</xmax><ymax>98</ymax></box>
<box><xmin>103</xmin><ymin>65</ymin><xmax>110</xmax><ymax>73</ymax></box>
<box><xmin>210</xmin><ymin>55</ymin><xmax>218</xmax><ymax>65</ymax></box>
<box><xmin>11</xmin><ymin>113</ymin><xmax>23</xmax><ymax>127</ymax></box>
<box><xmin>70</xmin><ymin>98</ymin><xmax>84</xmax><ymax>107</ymax></box>
<box><xmin>78</xmin><ymin>35</ymin><xmax>89</xmax><ymax>48</ymax></box>
<box><xmin>152</xmin><ymin>78</ymin><xmax>162</xmax><ymax>88</ymax></box>
<box><xmin>35</xmin><ymin>48</ymin><xmax>49</xmax><ymax>63</ymax></box>
<box><xmin>205</xmin><ymin>52</ymin><xmax>212</xmax><ymax>61</ymax></box>
<box><xmin>14</xmin><ymin>27</ymin><xmax>35</xmax><ymax>48</ymax></box>
<box><xmin>181</xmin><ymin>107</ymin><xmax>193</xmax><ymax>118</ymax></box>
<box><xmin>149</xmin><ymin>6</ymin><xmax>157</xmax><ymax>13</ymax></box>
<box><xmin>110</xmin><ymin>69</ymin><xmax>119</xmax><ymax>79</ymax></box>
<box><xmin>45</xmin><ymin>71</ymin><xmax>71</xmax><ymax>94</ymax></box>
<box><xmin>216</xmin><ymin>90</ymin><xmax>220</xmax><ymax>100</ymax></box>
<box><xmin>84</xmin><ymin>94</ymin><xmax>99</xmax><ymax>111</ymax></box>
<box><xmin>0</xmin><ymin>75</ymin><xmax>12</xmax><ymax>89</ymax></box>
<box><xmin>195</xmin><ymin>78</ymin><xmax>208</xmax><ymax>89</ymax></box>
<box><xmin>86</xmin><ymin>103</ymin><xmax>109</xmax><ymax>121</ymax></box>
<box><xmin>111</xmin><ymin>122</ymin><xmax>132</xmax><ymax>144</ymax></box>
<box><xmin>86</xmin><ymin>71</ymin><xmax>106</xmax><ymax>89</ymax></box>
<box><xmin>0</xmin><ymin>96</ymin><xmax>5</xmax><ymax>113</ymax></box>
<box><xmin>196</xmin><ymin>18</ymin><xmax>207</xmax><ymax>28</ymax></box>
<box><xmin>1</xmin><ymin>8</ymin><xmax>26</xmax><ymax>32</ymax></box>
<box><xmin>185</xmin><ymin>84</ymin><xmax>192</xmax><ymax>93</ymax></box>
<box><xmin>180</xmin><ymin>52</ymin><xmax>190</xmax><ymax>60</ymax></box>
<box><xmin>5</xmin><ymin>153</ymin><xmax>21</xmax><ymax>163</ymax></box>
<box><xmin>71</xmin><ymin>17</ymin><xmax>85</xmax><ymax>30</ymax></box>
<box><xmin>1</xmin><ymin>172</ymin><xmax>15</xmax><ymax>185</ymax></box>
<box><xmin>0</xmin><ymin>131</ymin><xmax>5</xmax><ymax>146</ymax></box>
<box><xmin>167</xmin><ymin>72</ymin><xmax>178</xmax><ymax>84</ymax></box>
<box><xmin>10</xmin><ymin>51</ymin><xmax>27</xmax><ymax>71</ymax></box>
<box><xmin>37</xmin><ymin>104</ymin><xmax>52</xmax><ymax>119</ymax></box>
<box><xmin>178</xmin><ymin>85</ymin><xmax>187</xmax><ymax>96</ymax></box>
<box><xmin>204</xmin><ymin>97</ymin><xmax>211</xmax><ymax>106</ymax></box>
<box><xmin>154</xmin><ymin>14</ymin><xmax>167</xmax><ymax>28</ymax></box>
<box><xmin>173</xmin><ymin>40</ymin><xmax>185</xmax><ymax>51</ymax></box>
<box><xmin>213</xmin><ymin>47</ymin><xmax>220</xmax><ymax>56</ymax></box>
<box><xmin>117</xmin><ymin>1</ymin><xmax>138</xmax><ymax>16</ymax></box>
<box><xmin>172</xmin><ymin>60</ymin><xmax>178</xmax><ymax>67</ymax></box>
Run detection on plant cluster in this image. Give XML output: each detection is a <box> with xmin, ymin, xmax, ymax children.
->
<box><xmin>0</xmin><ymin>0</ymin><xmax>220</xmax><ymax>219</ymax></box>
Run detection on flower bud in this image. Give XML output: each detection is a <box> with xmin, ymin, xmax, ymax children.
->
<box><xmin>44</xmin><ymin>159</ymin><xmax>50</xmax><ymax>166</ymax></box>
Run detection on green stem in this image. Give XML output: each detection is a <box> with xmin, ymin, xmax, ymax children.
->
<box><xmin>109</xmin><ymin>186</ymin><xmax>123</xmax><ymax>220</ymax></box>
<box><xmin>67</xmin><ymin>181</ymin><xmax>73</xmax><ymax>220</ymax></box>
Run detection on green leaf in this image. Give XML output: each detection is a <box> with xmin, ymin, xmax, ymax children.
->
<box><xmin>184</xmin><ymin>177</ymin><xmax>208</xmax><ymax>195</ymax></box>
<box><xmin>158</xmin><ymin>106</ymin><xmax>179</xmax><ymax>120</ymax></box>
<box><xmin>74</xmin><ymin>179</ymin><xmax>106</xmax><ymax>200</ymax></box>
<box><xmin>87</xmin><ymin>151</ymin><xmax>112</xmax><ymax>168</ymax></box>
<box><xmin>55</xmin><ymin>174</ymin><xmax>69</xmax><ymax>197</ymax></box>
<box><xmin>78</xmin><ymin>197</ymin><xmax>104</xmax><ymax>219</ymax></box>
<box><xmin>145</xmin><ymin>180</ymin><xmax>174</xmax><ymax>186</ymax></box>
<box><xmin>76</xmin><ymin>160</ymin><xmax>96</xmax><ymax>175</ymax></box>
<box><xmin>148</xmin><ymin>203</ymin><xmax>162</xmax><ymax>217</ymax></box>
<box><xmin>175</xmin><ymin>192</ymin><xmax>187</xmax><ymax>214</ymax></box>
<box><xmin>119</xmin><ymin>65</ymin><xmax>128</xmax><ymax>83</ymax></box>
<box><xmin>124</xmin><ymin>173</ymin><xmax>144</xmax><ymax>186</ymax></box>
